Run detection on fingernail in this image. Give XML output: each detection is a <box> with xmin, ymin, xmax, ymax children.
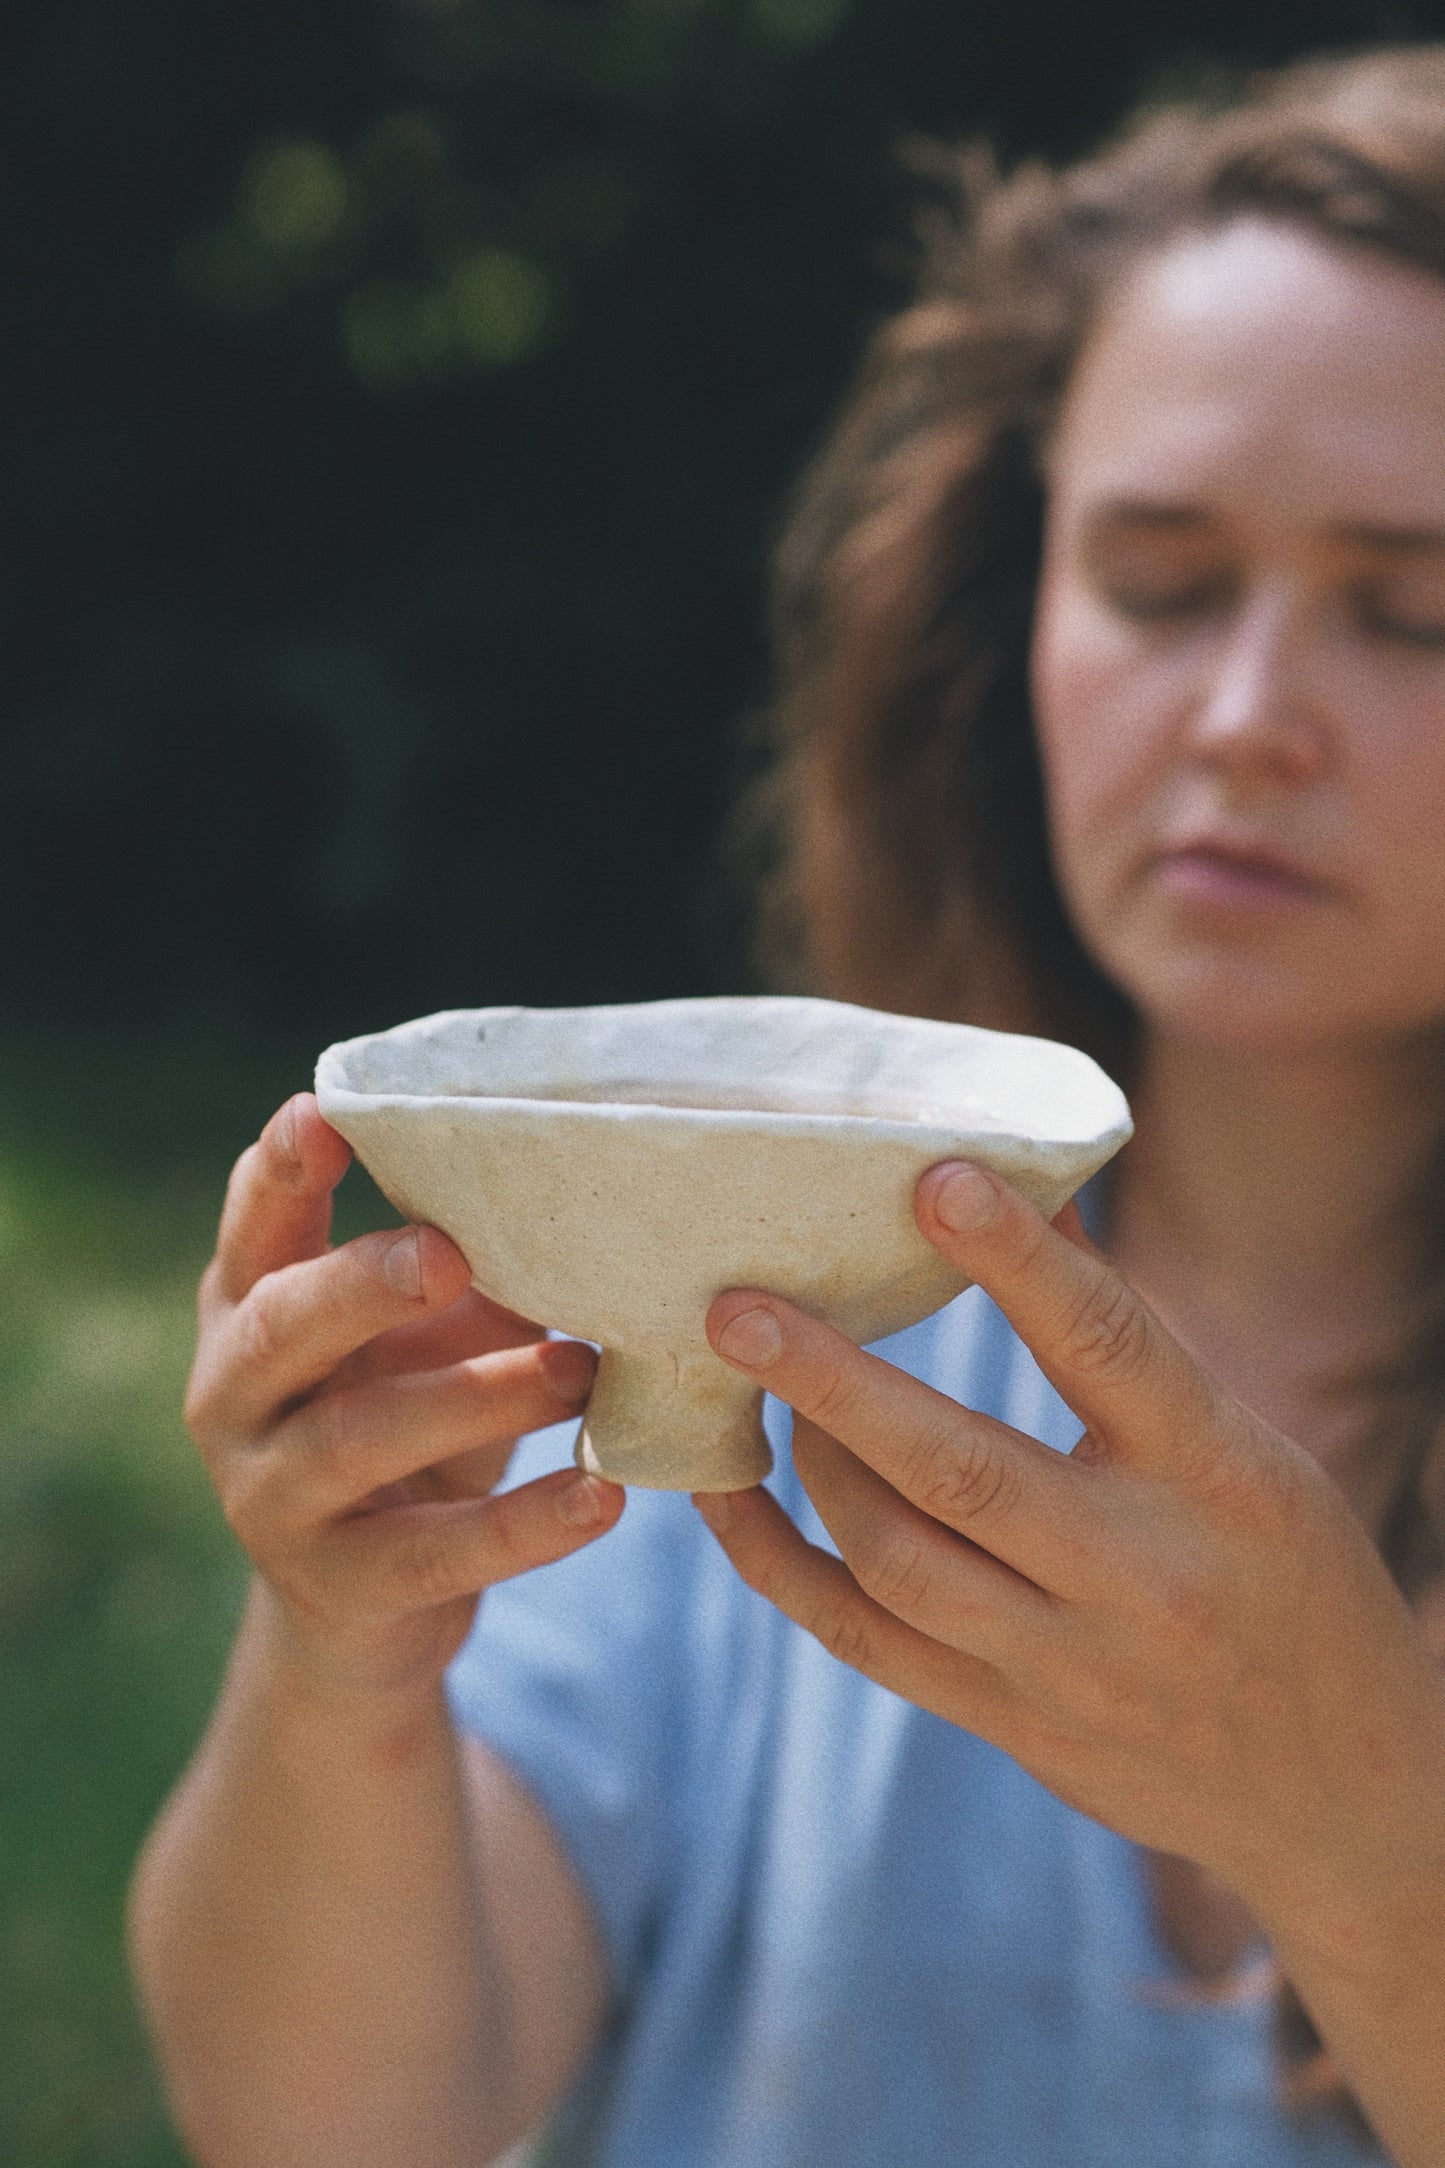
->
<box><xmin>693</xmin><ymin>1491</ymin><xmax>733</xmax><ymax>1533</ymax></box>
<box><xmin>276</xmin><ymin>1096</ymin><xmax>300</xmax><ymax>1164</ymax></box>
<box><xmin>556</xmin><ymin>1474</ymin><xmax>608</xmax><ymax>1527</ymax></box>
<box><xmin>382</xmin><ymin>1229</ymin><xmax>423</xmax><ymax>1297</ymax></box>
<box><xmin>541</xmin><ymin>1338</ymin><xmax>596</xmax><ymax>1404</ymax></box>
<box><xmin>933</xmin><ymin>1162</ymin><xmax>1000</xmax><ymax>1234</ymax></box>
<box><xmin>717</xmin><ymin>1307</ymin><xmax>783</xmax><ymax>1367</ymax></box>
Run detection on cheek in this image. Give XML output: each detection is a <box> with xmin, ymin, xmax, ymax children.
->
<box><xmin>1029</xmin><ymin>587</ymin><xmax>1170</xmax><ymax>890</ymax></box>
<box><xmin>1358</xmin><ymin>698</ymin><xmax>1445</xmax><ymax>958</ymax></box>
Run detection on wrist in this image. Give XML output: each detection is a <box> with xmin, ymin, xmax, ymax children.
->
<box><xmin>1261</xmin><ymin>1835</ymin><xmax>1445</xmax><ymax>2002</ymax></box>
<box><xmin>1236</xmin><ymin>1700</ymin><xmax>1445</xmax><ymax>1991</ymax></box>
<box><xmin>238</xmin><ymin>1577</ymin><xmax>463</xmax><ymax>1770</ymax></box>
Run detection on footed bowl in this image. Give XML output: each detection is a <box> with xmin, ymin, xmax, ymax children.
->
<box><xmin>315</xmin><ymin>996</ymin><xmax>1132</xmax><ymax>1491</ymax></box>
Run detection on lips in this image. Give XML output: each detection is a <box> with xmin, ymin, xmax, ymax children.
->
<box><xmin>1150</xmin><ymin>839</ymin><xmax>1333</xmax><ymax>912</ymax></box>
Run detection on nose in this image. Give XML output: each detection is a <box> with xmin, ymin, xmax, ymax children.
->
<box><xmin>1188</xmin><ymin>584</ymin><xmax>1325</xmax><ymax>783</ymax></box>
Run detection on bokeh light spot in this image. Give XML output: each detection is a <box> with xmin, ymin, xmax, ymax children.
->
<box><xmin>244</xmin><ymin>141</ymin><xmax>348</xmax><ymax>254</ymax></box>
<box><xmin>747</xmin><ymin>0</ymin><xmax>851</xmax><ymax>48</ymax></box>
<box><xmin>450</xmin><ymin>248</ymin><xmax>552</xmax><ymax>367</ymax></box>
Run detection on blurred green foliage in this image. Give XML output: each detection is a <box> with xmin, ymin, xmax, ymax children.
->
<box><xmin>176</xmin><ymin>0</ymin><xmax>870</xmax><ymax>395</ymax></box>
<box><xmin>11</xmin><ymin>0</ymin><xmax>1437</xmax><ymax>1047</ymax></box>
<box><xmin>0</xmin><ymin>1075</ymin><xmax>233</xmax><ymax>2165</ymax></box>
<box><xmin>0</xmin><ymin>1036</ymin><xmax>395</xmax><ymax>2167</ymax></box>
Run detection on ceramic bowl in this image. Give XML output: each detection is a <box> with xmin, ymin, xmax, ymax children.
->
<box><xmin>315</xmin><ymin>996</ymin><xmax>1131</xmax><ymax>1491</ymax></box>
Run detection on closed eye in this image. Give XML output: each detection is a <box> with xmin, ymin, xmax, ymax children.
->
<box><xmin>1076</xmin><ymin>507</ymin><xmax>1235</xmax><ymax>628</ymax></box>
<box><xmin>1353</xmin><ymin>584</ymin><xmax>1445</xmax><ymax>651</ymax></box>
<box><xmin>1097</xmin><ymin>572</ymin><xmax>1238</xmax><ymax>624</ymax></box>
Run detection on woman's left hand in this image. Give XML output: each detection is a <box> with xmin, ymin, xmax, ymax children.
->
<box><xmin>693</xmin><ymin>1160</ymin><xmax>1445</xmax><ymax>1934</ymax></box>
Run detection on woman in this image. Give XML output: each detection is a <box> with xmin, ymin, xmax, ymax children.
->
<box><xmin>130</xmin><ymin>47</ymin><xmax>1445</xmax><ymax>2168</ymax></box>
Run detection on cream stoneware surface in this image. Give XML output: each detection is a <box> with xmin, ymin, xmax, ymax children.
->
<box><xmin>314</xmin><ymin>997</ymin><xmax>1132</xmax><ymax>1491</ymax></box>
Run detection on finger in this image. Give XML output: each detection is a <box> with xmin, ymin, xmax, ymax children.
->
<box><xmin>791</xmin><ymin>1417</ymin><xmax>1057</xmax><ymax>1654</ymax></box>
<box><xmin>333</xmin><ymin>1467</ymin><xmax>625</xmax><ymax>1609</ymax></box>
<box><xmin>1051</xmin><ymin>1198</ymin><xmax>1097</xmax><ymax>1257</ymax></box>
<box><xmin>211</xmin><ymin>1096</ymin><xmax>353</xmax><ymax>1308</ymax></box>
<box><xmin>292</xmin><ymin>1340</ymin><xmax>597</xmax><ymax>1519</ymax></box>
<box><xmin>690</xmin><ymin>1486</ymin><xmax>1007</xmax><ymax>1732</ymax></box>
<box><xmin>704</xmin><ymin>1291</ymin><xmax>1089</xmax><ymax>1588</ymax></box>
<box><xmin>191</xmin><ymin>1223</ymin><xmax>474</xmax><ymax>1435</ymax></box>
<box><xmin>337</xmin><ymin>1289</ymin><xmax>548</xmax><ymax>1388</ymax></box>
<box><xmin>915</xmin><ymin>1162</ymin><xmax>1221</xmax><ymax>1469</ymax></box>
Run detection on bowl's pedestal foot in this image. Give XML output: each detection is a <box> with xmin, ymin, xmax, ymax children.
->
<box><xmin>575</xmin><ymin>1346</ymin><xmax>773</xmax><ymax>1491</ymax></box>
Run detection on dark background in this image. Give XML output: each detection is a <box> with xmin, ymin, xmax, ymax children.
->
<box><xmin>6</xmin><ymin>5</ymin><xmax>1445</xmax><ymax>2164</ymax></box>
<box><xmin>13</xmin><ymin>0</ymin><xmax>1445</xmax><ymax>1058</ymax></box>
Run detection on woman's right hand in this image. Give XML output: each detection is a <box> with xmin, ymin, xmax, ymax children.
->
<box><xmin>184</xmin><ymin>1092</ymin><xmax>624</xmax><ymax>1699</ymax></box>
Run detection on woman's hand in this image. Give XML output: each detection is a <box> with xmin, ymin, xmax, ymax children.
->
<box><xmin>184</xmin><ymin>1093</ymin><xmax>623</xmax><ymax>1699</ymax></box>
<box><xmin>694</xmin><ymin>1160</ymin><xmax>1445</xmax><ymax>1935</ymax></box>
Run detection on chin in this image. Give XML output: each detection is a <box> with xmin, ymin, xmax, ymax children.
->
<box><xmin>1096</xmin><ymin>945</ymin><xmax>1371</xmax><ymax>1059</ymax></box>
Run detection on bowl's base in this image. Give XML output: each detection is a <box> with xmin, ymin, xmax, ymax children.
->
<box><xmin>575</xmin><ymin>1424</ymin><xmax>773</xmax><ymax>1491</ymax></box>
<box><xmin>572</xmin><ymin>1347</ymin><xmax>774</xmax><ymax>1491</ymax></box>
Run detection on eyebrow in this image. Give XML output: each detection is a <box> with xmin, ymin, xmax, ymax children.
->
<box><xmin>1084</xmin><ymin>500</ymin><xmax>1208</xmax><ymax>531</ymax></box>
<box><xmin>1084</xmin><ymin>500</ymin><xmax>1445</xmax><ymax>552</ymax></box>
<box><xmin>1330</xmin><ymin>522</ymin><xmax>1445</xmax><ymax>553</ymax></box>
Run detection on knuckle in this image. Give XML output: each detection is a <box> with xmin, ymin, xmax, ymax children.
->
<box><xmin>236</xmin><ymin>1280</ymin><xmax>288</xmax><ymax>1373</ymax></box>
<box><xmin>1063</xmin><ymin>1273</ymin><xmax>1154</xmax><ymax>1386</ymax></box>
<box><xmin>390</xmin><ymin>1526</ymin><xmax>460</xmax><ymax>1611</ymax></box>
<box><xmin>811</xmin><ymin>1599</ymin><xmax>878</xmax><ymax>1677</ymax></box>
<box><xmin>260</xmin><ymin>1108</ymin><xmax>307</xmax><ymax>1188</ymax></box>
<box><xmin>911</xmin><ymin>1427</ymin><xmax>1022</xmax><ymax>1529</ymax></box>
<box><xmin>183</xmin><ymin>1342</ymin><xmax>247</xmax><ymax>1452</ymax></box>
<box><xmin>856</xmin><ymin>1529</ymin><xmax>934</xmax><ymax>1617</ymax></box>
<box><xmin>804</xmin><ymin>1356</ymin><xmax>865</xmax><ymax>1437</ymax></box>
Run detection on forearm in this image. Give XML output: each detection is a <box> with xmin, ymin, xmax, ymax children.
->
<box><xmin>1245</xmin><ymin>1721</ymin><xmax>1445</xmax><ymax>2168</ymax></box>
<box><xmin>128</xmin><ymin>1579</ymin><xmax>523</xmax><ymax>2168</ymax></box>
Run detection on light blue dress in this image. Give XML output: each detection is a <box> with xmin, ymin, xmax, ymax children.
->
<box><xmin>446</xmin><ymin>1284</ymin><xmax>1381</xmax><ymax>2167</ymax></box>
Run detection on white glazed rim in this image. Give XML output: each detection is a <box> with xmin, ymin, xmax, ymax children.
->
<box><xmin>314</xmin><ymin>1001</ymin><xmax>1134</xmax><ymax>1154</ymax></box>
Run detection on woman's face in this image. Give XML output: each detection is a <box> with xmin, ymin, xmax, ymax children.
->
<box><xmin>1031</xmin><ymin>218</ymin><xmax>1445</xmax><ymax>1057</ymax></box>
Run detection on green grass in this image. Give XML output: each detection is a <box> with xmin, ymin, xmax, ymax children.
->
<box><xmin>0</xmin><ymin>1030</ymin><xmax>396</xmax><ymax>2167</ymax></box>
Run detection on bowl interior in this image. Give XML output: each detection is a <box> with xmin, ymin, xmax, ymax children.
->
<box><xmin>329</xmin><ymin>998</ymin><xmax>1123</xmax><ymax>1142</ymax></box>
